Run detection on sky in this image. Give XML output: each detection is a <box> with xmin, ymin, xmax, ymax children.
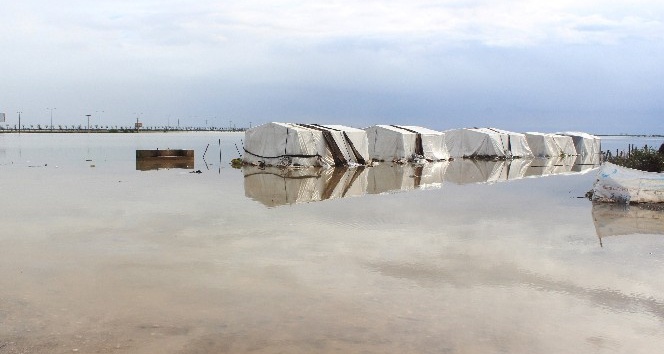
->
<box><xmin>1</xmin><ymin>0</ymin><xmax>663</xmax><ymax>134</ymax></box>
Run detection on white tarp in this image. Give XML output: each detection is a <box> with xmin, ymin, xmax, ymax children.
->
<box><xmin>559</xmin><ymin>131</ymin><xmax>601</xmax><ymax>156</ymax></box>
<box><xmin>243</xmin><ymin>122</ymin><xmax>368</xmax><ymax>167</ymax></box>
<box><xmin>552</xmin><ymin>134</ymin><xmax>577</xmax><ymax>156</ymax></box>
<box><xmin>366</xmin><ymin>125</ymin><xmax>411</xmax><ymax>162</ymax></box>
<box><xmin>243</xmin><ymin>122</ymin><xmax>326</xmax><ymax>166</ymax></box>
<box><xmin>592</xmin><ymin>162</ymin><xmax>664</xmax><ymax>203</ymax></box>
<box><xmin>444</xmin><ymin>128</ymin><xmax>508</xmax><ymax>158</ymax></box>
<box><xmin>485</xmin><ymin>128</ymin><xmax>533</xmax><ymax>157</ymax></box>
<box><xmin>318</xmin><ymin>124</ymin><xmax>370</xmax><ymax>164</ymax></box>
<box><xmin>366</xmin><ymin>125</ymin><xmax>446</xmax><ymax>162</ymax></box>
<box><xmin>525</xmin><ymin>132</ymin><xmax>577</xmax><ymax>157</ymax></box>
<box><xmin>395</xmin><ymin>125</ymin><xmax>449</xmax><ymax>161</ymax></box>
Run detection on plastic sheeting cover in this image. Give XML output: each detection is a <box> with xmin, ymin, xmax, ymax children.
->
<box><xmin>365</xmin><ymin>125</ymin><xmax>418</xmax><ymax>162</ymax></box>
<box><xmin>318</xmin><ymin>124</ymin><xmax>370</xmax><ymax>164</ymax></box>
<box><xmin>559</xmin><ymin>131</ymin><xmax>601</xmax><ymax>156</ymax></box>
<box><xmin>551</xmin><ymin>135</ymin><xmax>577</xmax><ymax>156</ymax></box>
<box><xmin>485</xmin><ymin>128</ymin><xmax>533</xmax><ymax>157</ymax></box>
<box><xmin>444</xmin><ymin>128</ymin><xmax>509</xmax><ymax>158</ymax></box>
<box><xmin>592</xmin><ymin>162</ymin><xmax>664</xmax><ymax>203</ymax></box>
<box><xmin>244</xmin><ymin>122</ymin><xmax>369</xmax><ymax>167</ymax></box>
<box><xmin>396</xmin><ymin>125</ymin><xmax>449</xmax><ymax>161</ymax></box>
<box><xmin>244</xmin><ymin>122</ymin><xmax>327</xmax><ymax>166</ymax></box>
<box><xmin>525</xmin><ymin>132</ymin><xmax>577</xmax><ymax>157</ymax></box>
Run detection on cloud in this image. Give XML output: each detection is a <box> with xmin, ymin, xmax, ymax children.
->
<box><xmin>0</xmin><ymin>1</ymin><xmax>663</xmax><ymax>133</ymax></box>
<box><xmin>5</xmin><ymin>1</ymin><xmax>663</xmax><ymax>48</ymax></box>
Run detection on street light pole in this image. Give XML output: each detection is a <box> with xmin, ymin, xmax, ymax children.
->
<box><xmin>86</xmin><ymin>114</ymin><xmax>91</xmax><ymax>132</ymax></box>
<box><xmin>17</xmin><ymin>111</ymin><xmax>22</xmax><ymax>133</ymax></box>
<box><xmin>47</xmin><ymin>108</ymin><xmax>56</xmax><ymax>131</ymax></box>
<box><xmin>95</xmin><ymin>110</ymin><xmax>104</xmax><ymax>130</ymax></box>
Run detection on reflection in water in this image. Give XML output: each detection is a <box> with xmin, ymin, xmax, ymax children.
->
<box><xmin>135</xmin><ymin>158</ymin><xmax>195</xmax><ymax>171</ymax></box>
<box><xmin>3</xmin><ymin>134</ymin><xmax>664</xmax><ymax>353</ymax></box>
<box><xmin>572</xmin><ymin>153</ymin><xmax>601</xmax><ymax>172</ymax></box>
<box><xmin>243</xmin><ymin>166</ymin><xmax>368</xmax><ymax>207</ymax></box>
<box><xmin>444</xmin><ymin>159</ymin><xmax>533</xmax><ymax>184</ymax></box>
<box><xmin>592</xmin><ymin>203</ymin><xmax>664</xmax><ymax>245</ymax></box>
<box><xmin>525</xmin><ymin>156</ymin><xmax>575</xmax><ymax>177</ymax></box>
<box><xmin>135</xmin><ymin>149</ymin><xmax>195</xmax><ymax>171</ymax></box>
<box><xmin>367</xmin><ymin>163</ymin><xmax>446</xmax><ymax>194</ymax></box>
<box><xmin>444</xmin><ymin>159</ymin><xmax>502</xmax><ymax>185</ymax></box>
<box><xmin>244</xmin><ymin>158</ymin><xmax>600</xmax><ymax>206</ymax></box>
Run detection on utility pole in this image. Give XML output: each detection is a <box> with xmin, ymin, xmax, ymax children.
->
<box><xmin>17</xmin><ymin>111</ymin><xmax>22</xmax><ymax>133</ymax></box>
<box><xmin>47</xmin><ymin>108</ymin><xmax>56</xmax><ymax>131</ymax></box>
<box><xmin>95</xmin><ymin>110</ymin><xmax>104</xmax><ymax>130</ymax></box>
<box><xmin>86</xmin><ymin>114</ymin><xmax>91</xmax><ymax>132</ymax></box>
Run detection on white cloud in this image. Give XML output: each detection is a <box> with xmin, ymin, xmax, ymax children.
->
<box><xmin>4</xmin><ymin>0</ymin><xmax>663</xmax><ymax>48</ymax></box>
<box><xmin>0</xmin><ymin>0</ymin><xmax>662</xmax><ymax>131</ymax></box>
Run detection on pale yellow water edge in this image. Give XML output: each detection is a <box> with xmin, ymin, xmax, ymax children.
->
<box><xmin>1</xmin><ymin>133</ymin><xmax>663</xmax><ymax>353</ymax></box>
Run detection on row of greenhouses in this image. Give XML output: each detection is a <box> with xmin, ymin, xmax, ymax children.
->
<box><xmin>242</xmin><ymin>122</ymin><xmax>601</xmax><ymax>167</ymax></box>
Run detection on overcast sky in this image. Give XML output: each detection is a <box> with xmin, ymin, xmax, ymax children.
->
<box><xmin>1</xmin><ymin>0</ymin><xmax>662</xmax><ymax>134</ymax></box>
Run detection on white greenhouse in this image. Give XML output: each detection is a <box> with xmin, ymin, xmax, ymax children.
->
<box><xmin>365</xmin><ymin>125</ymin><xmax>449</xmax><ymax>162</ymax></box>
<box><xmin>524</xmin><ymin>132</ymin><xmax>577</xmax><ymax>157</ymax></box>
<box><xmin>558</xmin><ymin>131</ymin><xmax>601</xmax><ymax>156</ymax></box>
<box><xmin>243</xmin><ymin>122</ymin><xmax>369</xmax><ymax>167</ymax></box>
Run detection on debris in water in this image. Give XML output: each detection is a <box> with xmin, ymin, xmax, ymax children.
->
<box><xmin>230</xmin><ymin>158</ymin><xmax>243</xmax><ymax>169</ymax></box>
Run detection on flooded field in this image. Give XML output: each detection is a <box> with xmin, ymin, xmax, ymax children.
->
<box><xmin>1</xmin><ymin>133</ymin><xmax>663</xmax><ymax>353</ymax></box>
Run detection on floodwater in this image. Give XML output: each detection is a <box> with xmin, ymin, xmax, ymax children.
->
<box><xmin>1</xmin><ymin>133</ymin><xmax>663</xmax><ymax>353</ymax></box>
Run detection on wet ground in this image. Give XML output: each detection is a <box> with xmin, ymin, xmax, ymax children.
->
<box><xmin>1</xmin><ymin>133</ymin><xmax>663</xmax><ymax>353</ymax></box>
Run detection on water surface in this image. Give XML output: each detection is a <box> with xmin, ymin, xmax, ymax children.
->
<box><xmin>1</xmin><ymin>133</ymin><xmax>663</xmax><ymax>353</ymax></box>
